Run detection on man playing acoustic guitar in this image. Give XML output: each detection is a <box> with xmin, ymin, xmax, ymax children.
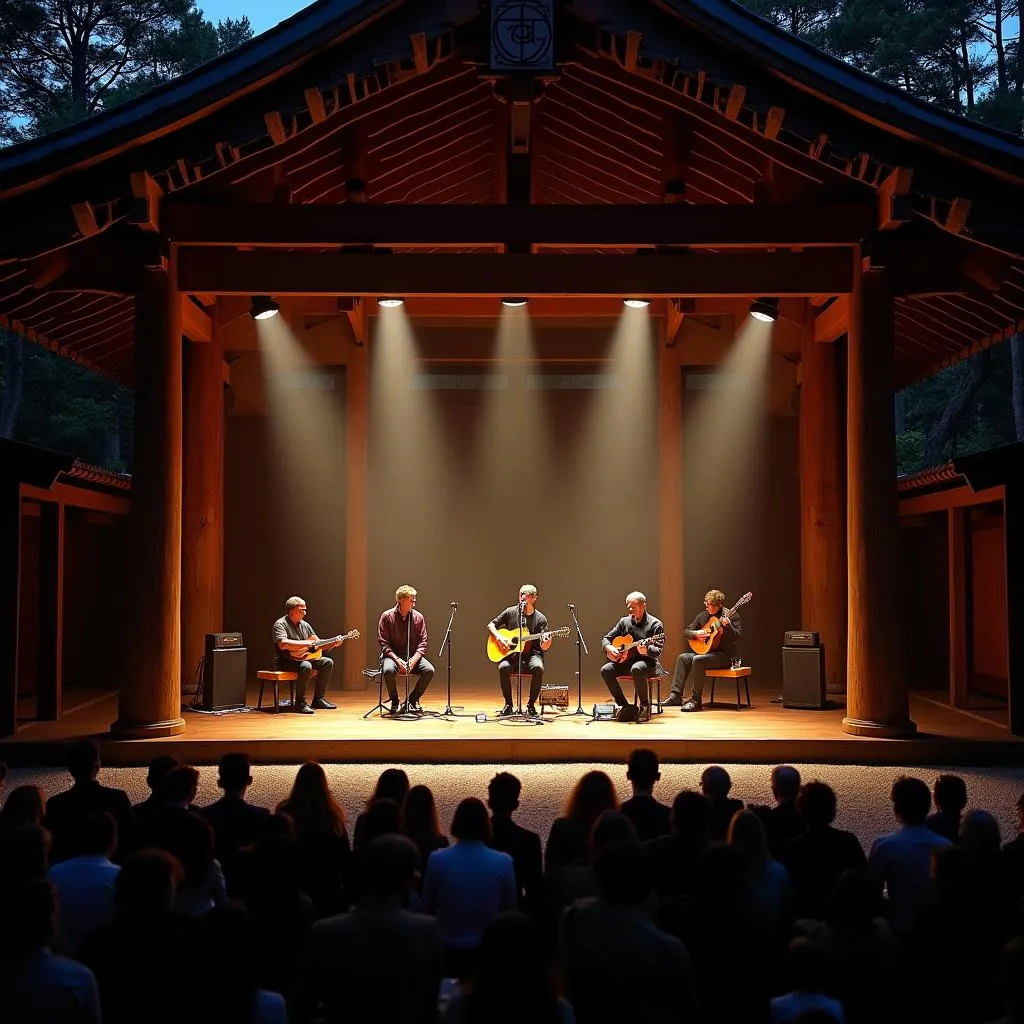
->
<box><xmin>488</xmin><ymin>584</ymin><xmax>552</xmax><ymax>718</ymax></box>
<box><xmin>273</xmin><ymin>595</ymin><xmax>345</xmax><ymax>714</ymax></box>
<box><xmin>664</xmin><ymin>589</ymin><xmax>741</xmax><ymax>712</ymax></box>
<box><xmin>600</xmin><ymin>592</ymin><xmax>665</xmax><ymax>723</ymax></box>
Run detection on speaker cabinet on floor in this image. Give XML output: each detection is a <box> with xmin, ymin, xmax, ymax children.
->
<box><xmin>782</xmin><ymin>644</ymin><xmax>826</xmax><ymax>709</ymax></box>
<box><xmin>201</xmin><ymin>646</ymin><xmax>247</xmax><ymax>711</ymax></box>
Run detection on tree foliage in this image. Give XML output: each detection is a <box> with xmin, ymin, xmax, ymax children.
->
<box><xmin>0</xmin><ymin>0</ymin><xmax>252</xmax><ymax>143</ymax></box>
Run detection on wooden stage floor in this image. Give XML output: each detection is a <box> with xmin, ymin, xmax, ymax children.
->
<box><xmin>3</xmin><ymin>678</ymin><xmax>1021</xmax><ymax>767</ymax></box>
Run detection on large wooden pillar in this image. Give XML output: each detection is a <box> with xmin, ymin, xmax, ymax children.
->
<box><xmin>36</xmin><ymin>499</ymin><xmax>65</xmax><ymax>720</ymax></box>
<box><xmin>0</xmin><ymin>478</ymin><xmax>21</xmax><ymax>737</ymax></box>
<box><xmin>843</xmin><ymin>254</ymin><xmax>915</xmax><ymax>736</ymax></box>
<box><xmin>114</xmin><ymin>257</ymin><xmax>186</xmax><ymax>737</ymax></box>
<box><xmin>181</xmin><ymin>318</ymin><xmax>224</xmax><ymax>693</ymax></box>
<box><xmin>799</xmin><ymin>307</ymin><xmax>847</xmax><ymax>694</ymax></box>
<box><xmin>659</xmin><ymin>321</ymin><xmax>684</xmax><ymax>659</ymax></box>
<box><xmin>343</xmin><ymin>336</ymin><xmax>369</xmax><ymax>687</ymax></box>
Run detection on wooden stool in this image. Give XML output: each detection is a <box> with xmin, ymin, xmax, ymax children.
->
<box><xmin>705</xmin><ymin>666</ymin><xmax>752</xmax><ymax>710</ymax></box>
<box><xmin>615</xmin><ymin>674</ymin><xmax>664</xmax><ymax>715</ymax></box>
<box><xmin>256</xmin><ymin>668</ymin><xmax>318</xmax><ymax>712</ymax></box>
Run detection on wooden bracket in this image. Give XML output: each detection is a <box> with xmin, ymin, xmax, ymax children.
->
<box><xmin>877</xmin><ymin>167</ymin><xmax>913</xmax><ymax>231</ymax></box>
<box><xmin>813</xmin><ymin>295</ymin><xmax>849</xmax><ymax>343</ymax></box>
<box><xmin>128</xmin><ymin>171</ymin><xmax>164</xmax><ymax>233</ymax></box>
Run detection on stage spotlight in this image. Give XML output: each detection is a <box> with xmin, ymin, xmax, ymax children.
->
<box><xmin>623</xmin><ymin>298</ymin><xmax>651</xmax><ymax>309</ymax></box>
<box><xmin>501</xmin><ymin>297</ymin><xmax>529</xmax><ymax>307</ymax></box>
<box><xmin>749</xmin><ymin>297</ymin><xmax>780</xmax><ymax>323</ymax></box>
<box><xmin>377</xmin><ymin>297</ymin><xmax>404</xmax><ymax>308</ymax></box>
<box><xmin>249</xmin><ymin>296</ymin><xmax>280</xmax><ymax>320</ymax></box>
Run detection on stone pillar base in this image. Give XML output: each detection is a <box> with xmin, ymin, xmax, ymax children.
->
<box><xmin>111</xmin><ymin>717</ymin><xmax>187</xmax><ymax>739</ymax></box>
<box><xmin>841</xmin><ymin>716</ymin><xmax>916</xmax><ymax>738</ymax></box>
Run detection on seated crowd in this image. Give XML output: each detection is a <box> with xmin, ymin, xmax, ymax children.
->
<box><xmin>1</xmin><ymin>743</ymin><xmax>1024</xmax><ymax>1024</ymax></box>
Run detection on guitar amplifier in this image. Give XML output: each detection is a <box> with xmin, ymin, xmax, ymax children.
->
<box><xmin>784</xmin><ymin>630</ymin><xmax>820</xmax><ymax>647</ymax></box>
<box><xmin>207</xmin><ymin>632</ymin><xmax>244</xmax><ymax>650</ymax></box>
<box><xmin>201</xmin><ymin>633</ymin><xmax>246</xmax><ymax>711</ymax></box>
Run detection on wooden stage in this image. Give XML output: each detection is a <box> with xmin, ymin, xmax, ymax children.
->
<box><xmin>2</xmin><ymin>678</ymin><xmax>1021</xmax><ymax>767</ymax></box>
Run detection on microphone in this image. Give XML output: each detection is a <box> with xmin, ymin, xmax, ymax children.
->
<box><xmin>451</xmin><ymin>602</ymin><xmax>458</xmax><ymax>609</ymax></box>
<box><xmin>568</xmin><ymin>603</ymin><xmax>575</xmax><ymax>610</ymax></box>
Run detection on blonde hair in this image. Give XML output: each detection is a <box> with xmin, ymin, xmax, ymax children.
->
<box><xmin>519</xmin><ymin>584</ymin><xmax>538</xmax><ymax>598</ymax></box>
<box><xmin>704</xmin><ymin>590</ymin><xmax>726</xmax><ymax>606</ymax></box>
<box><xmin>395</xmin><ymin>585</ymin><xmax>417</xmax><ymax>603</ymax></box>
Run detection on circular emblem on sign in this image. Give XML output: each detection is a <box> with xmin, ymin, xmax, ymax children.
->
<box><xmin>492</xmin><ymin>1</ymin><xmax>553</xmax><ymax>68</ymax></box>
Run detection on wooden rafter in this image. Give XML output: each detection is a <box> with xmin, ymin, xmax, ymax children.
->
<box><xmin>176</xmin><ymin>249</ymin><xmax>855</xmax><ymax>296</ymax></box>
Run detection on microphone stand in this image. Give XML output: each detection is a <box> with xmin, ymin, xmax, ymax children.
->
<box><xmin>498</xmin><ymin>599</ymin><xmax>543</xmax><ymax>726</ymax></box>
<box><xmin>439</xmin><ymin>603</ymin><xmax>473</xmax><ymax>718</ymax></box>
<box><xmin>565</xmin><ymin>603</ymin><xmax>593</xmax><ymax>718</ymax></box>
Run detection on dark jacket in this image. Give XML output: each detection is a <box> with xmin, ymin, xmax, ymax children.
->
<box><xmin>489</xmin><ymin>815</ymin><xmax>543</xmax><ymax>914</ymax></box>
<box><xmin>44</xmin><ymin>779</ymin><xmax>134</xmax><ymax>861</ymax></box>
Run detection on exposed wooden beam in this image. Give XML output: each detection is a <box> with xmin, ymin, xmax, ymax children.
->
<box><xmin>763</xmin><ymin>106</ymin><xmax>785</xmax><ymax>140</ymax></box>
<box><xmin>163</xmin><ymin>200</ymin><xmax>876</xmax><ymax>249</ymax></box>
<box><xmin>345</xmin><ymin>296</ymin><xmax>367</xmax><ymax>344</ymax></box>
<box><xmin>410</xmin><ymin>32</ymin><xmax>429</xmax><ymax>74</ymax></box>
<box><xmin>898</xmin><ymin>483</ymin><xmax>1003</xmax><ymax>517</ymax></box>
<box><xmin>71</xmin><ymin>202</ymin><xmax>100</xmax><ymax>237</ymax></box>
<box><xmin>877</xmin><ymin>167</ymin><xmax>914</xmax><ymax>231</ymax></box>
<box><xmin>665</xmin><ymin>297</ymin><xmax>687</xmax><ymax>344</ymax></box>
<box><xmin>624</xmin><ymin>31</ymin><xmax>642</xmax><ymax>73</ymax></box>
<box><xmin>264</xmin><ymin>111</ymin><xmax>288</xmax><ymax>145</ymax></box>
<box><xmin>724</xmin><ymin>83</ymin><xmax>746</xmax><ymax>120</ymax></box>
<box><xmin>945</xmin><ymin>197</ymin><xmax>972</xmax><ymax>235</ymax></box>
<box><xmin>370</xmin><ymin>297</ymin><xmax>654</xmax><ymax>318</ymax></box>
<box><xmin>181</xmin><ymin>296</ymin><xmax>212</xmax><ymax>343</ymax></box>
<box><xmin>304</xmin><ymin>87</ymin><xmax>327</xmax><ymax>124</ymax></box>
<box><xmin>128</xmin><ymin>172</ymin><xmax>164</xmax><ymax>233</ymax></box>
<box><xmin>813</xmin><ymin>295</ymin><xmax>849</xmax><ymax>342</ymax></box>
<box><xmin>177</xmin><ymin>249</ymin><xmax>855</xmax><ymax>297</ymax></box>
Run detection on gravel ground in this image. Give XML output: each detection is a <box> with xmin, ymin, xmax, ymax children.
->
<box><xmin>5</xmin><ymin>760</ymin><xmax>1024</xmax><ymax>850</ymax></box>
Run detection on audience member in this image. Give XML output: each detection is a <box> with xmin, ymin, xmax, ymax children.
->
<box><xmin>0</xmin><ymin>784</ymin><xmax>46</xmax><ymax>837</ymax></box>
<box><xmin>561</xmin><ymin>839</ymin><xmax>699</xmax><ymax>1024</ymax></box>
<box><xmin>199</xmin><ymin>752</ymin><xmax>271</xmax><ymax>896</ymax></box>
<box><xmin>754</xmin><ymin>765</ymin><xmax>806</xmax><ymax>860</ymax></box>
<box><xmin>403</xmin><ymin>784</ymin><xmax>450</xmax><ymax>873</ymax></box>
<box><xmin>131</xmin><ymin>762</ymin><xmax>200</xmax><ymax>851</ymax></box>
<box><xmin>0</xmin><ymin>822</ymin><xmax>51</xmax><ymax>880</ymax></box>
<box><xmin>1001</xmin><ymin>791</ymin><xmax>1024</xmax><ymax>899</ymax></box>
<box><xmin>444</xmin><ymin>912</ymin><xmax>573</xmax><ymax>1024</ymax></box>
<box><xmin>48</xmin><ymin>811</ymin><xmax>120</xmax><ymax>958</ymax></box>
<box><xmin>422</xmin><ymin>797</ymin><xmax>516</xmax><ymax>978</ymax></box>
<box><xmin>353</xmin><ymin>768</ymin><xmax>410</xmax><ymax>847</ymax></box>
<box><xmin>347</xmin><ymin>798</ymin><xmax>407</xmax><ymax>906</ymax></box>
<box><xmin>78</xmin><ymin>849</ymin><xmax>196</xmax><ymax>1024</ymax></box>
<box><xmin>43</xmin><ymin>740</ymin><xmax>133</xmax><ymax>861</ymax></box>
<box><xmin>796</xmin><ymin>871</ymin><xmax>902</xmax><ymax>1024</ymax></box>
<box><xmin>866</xmin><ymin>775</ymin><xmax>951</xmax><ymax>935</ymax></box>
<box><xmin>648</xmin><ymin>789</ymin><xmax>712</xmax><ymax>898</ymax></box>
<box><xmin>486</xmin><ymin>771</ymin><xmax>543</xmax><ymax>915</ymax></box>
<box><xmin>729</xmin><ymin>809</ymin><xmax>792</xmax><ymax>936</ymax></box>
<box><xmin>184</xmin><ymin>905</ymin><xmax>286</xmax><ymax>1024</ymax></box>
<box><xmin>545</xmin><ymin>771</ymin><xmax>618</xmax><ymax>873</ymax></box>
<box><xmin>769</xmin><ymin>937</ymin><xmax>844</xmax><ymax>1024</ymax></box>
<box><xmin>0</xmin><ymin>878</ymin><xmax>101</xmax><ymax>1024</ymax></box>
<box><xmin>277</xmin><ymin>761</ymin><xmax>351</xmax><ymax>917</ymax></box>
<box><xmin>132</xmin><ymin>755</ymin><xmax>181</xmax><ymax>817</ymax></box>
<box><xmin>621</xmin><ymin>748</ymin><xmax>671</xmax><ymax>841</ymax></box>
<box><xmin>701</xmin><ymin>765</ymin><xmax>744</xmax><ymax>841</ymax></box>
<box><xmin>925</xmin><ymin>773</ymin><xmax>967</xmax><ymax>843</ymax></box>
<box><xmin>782</xmin><ymin>781</ymin><xmax>865</xmax><ymax>920</ymax></box>
<box><xmin>297</xmin><ymin>834</ymin><xmax>442</xmax><ymax>1024</ymax></box>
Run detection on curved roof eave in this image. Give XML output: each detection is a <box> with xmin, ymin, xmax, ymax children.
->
<box><xmin>662</xmin><ymin>0</ymin><xmax>1024</xmax><ymax>183</ymax></box>
<box><xmin>0</xmin><ymin>0</ymin><xmax>396</xmax><ymax>191</ymax></box>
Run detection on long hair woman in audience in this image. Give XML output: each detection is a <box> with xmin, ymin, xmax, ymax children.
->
<box><xmin>276</xmin><ymin>761</ymin><xmax>350</xmax><ymax>917</ymax></box>
<box><xmin>0</xmin><ymin>785</ymin><xmax>46</xmax><ymax>837</ymax></box>
<box><xmin>354</xmin><ymin>768</ymin><xmax>410</xmax><ymax>847</ymax></box>
<box><xmin>545</xmin><ymin>771</ymin><xmax>619</xmax><ymax>873</ymax></box>
<box><xmin>728</xmin><ymin>809</ymin><xmax>792</xmax><ymax>933</ymax></box>
<box><xmin>403</xmin><ymin>784</ymin><xmax>449</xmax><ymax>878</ymax></box>
<box><xmin>443</xmin><ymin>912</ymin><xmax>573</xmax><ymax>1024</ymax></box>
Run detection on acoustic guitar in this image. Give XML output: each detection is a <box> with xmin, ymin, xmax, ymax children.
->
<box><xmin>687</xmin><ymin>592</ymin><xmax>752</xmax><ymax>655</ymax></box>
<box><xmin>287</xmin><ymin>628</ymin><xmax>360</xmax><ymax>661</ymax></box>
<box><xmin>606</xmin><ymin>631</ymin><xmax>666</xmax><ymax>663</ymax></box>
<box><xmin>486</xmin><ymin>625</ymin><xmax>571</xmax><ymax>663</ymax></box>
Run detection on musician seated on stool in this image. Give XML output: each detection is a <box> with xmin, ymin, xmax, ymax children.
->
<box><xmin>378</xmin><ymin>585</ymin><xmax>436</xmax><ymax>715</ymax></box>
<box><xmin>273</xmin><ymin>596</ymin><xmax>340</xmax><ymax>714</ymax></box>
<box><xmin>488</xmin><ymin>584</ymin><xmax>552</xmax><ymax>718</ymax></box>
<box><xmin>600</xmin><ymin>591</ymin><xmax>665</xmax><ymax>723</ymax></box>
<box><xmin>665</xmin><ymin>589</ymin><xmax>741</xmax><ymax>712</ymax></box>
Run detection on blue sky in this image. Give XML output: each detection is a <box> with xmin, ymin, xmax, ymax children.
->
<box><xmin>198</xmin><ymin>0</ymin><xmax>311</xmax><ymax>35</ymax></box>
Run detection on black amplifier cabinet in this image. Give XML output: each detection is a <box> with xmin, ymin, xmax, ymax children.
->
<box><xmin>201</xmin><ymin>633</ymin><xmax>247</xmax><ymax>710</ymax></box>
<box><xmin>782</xmin><ymin>644</ymin><xmax>826</xmax><ymax>709</ymax></box>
